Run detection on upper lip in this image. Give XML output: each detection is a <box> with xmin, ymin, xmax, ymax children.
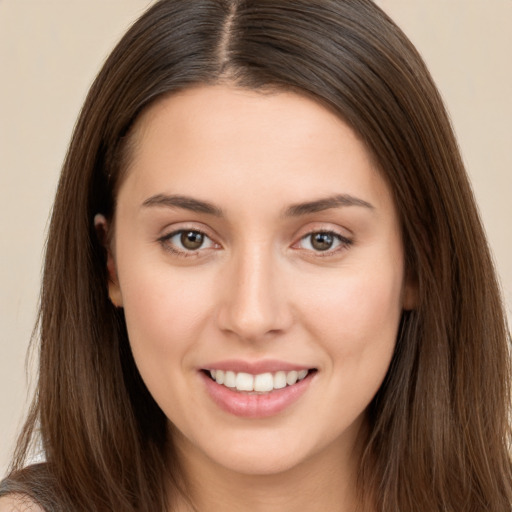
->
<box><xmin>201</xmin><ymin>359</ymin><xmax>315</xmax><ymax>374</ymax></box>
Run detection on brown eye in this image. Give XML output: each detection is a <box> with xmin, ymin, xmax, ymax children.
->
<box><xmin>310</xmin><ymin>232</ymin><xmax>334</xmax><ymax>251</ymax></box>
<box><xmin>295</xmin><ymin>230</ymin><xmax>352</xmax><ymax>255</ymax></box>
<box><xmin>159</xmin><ymin>229</ymin><xmax>217</xmax><ymax>256</ymax></box>
<box><xmin>180</xmin><ymin>231</ymin><xmax>204</xmax><ymax>250</ymax></box>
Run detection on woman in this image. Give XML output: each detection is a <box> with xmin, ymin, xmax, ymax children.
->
<box><xmin>1</xmin><ymin>0</ymin><xmax>511</xmax><ymax>510</ymax></box>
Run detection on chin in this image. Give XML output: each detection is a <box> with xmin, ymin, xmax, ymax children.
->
<box><xmin>208</xmin><ymin>446</ymin><xmax>311</xmax><ymax>477</ymax></box>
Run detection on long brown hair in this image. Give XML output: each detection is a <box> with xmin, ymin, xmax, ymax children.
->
<box><xmin>2</xmin><ymin>1</ymin><xmax>511</xmax><ymax>510</ymax></box>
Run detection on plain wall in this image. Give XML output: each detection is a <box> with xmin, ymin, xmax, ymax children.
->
<box><xmin>1</xmin><ymin>0</ymin><xmax>511</xmax><ymax>474</ymax></box>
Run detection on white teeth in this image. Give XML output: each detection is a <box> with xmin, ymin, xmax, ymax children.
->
<box><xmin>224</xmin><ymin>370</ymin><xmax>236</xmax><ymax>388</ymax></box>
<box><xmin>286</xmin><ymin>370</ymin><xmax>298</xmax><ymax>386</ymax></box>
<box><xmin>210</xmin><ymin>369</ymin><xmax>312</xmax><ymax>393</ymax></box>
<box><xmin>235</xmin><ymin>372</ymin><xmax>254</xmax><ymax>391</ymax></box>
<box><xmin>273</xmin><ymin>371</ymin><xmax>287</xmax><ymax>389</ymax></box>
<box><xmin>254</xmin><ymin>372</ymin><xmax>274</xmax><ymax>392</ymax></box>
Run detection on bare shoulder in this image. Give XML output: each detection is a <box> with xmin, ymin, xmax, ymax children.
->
<box><xmin>0</xmin><ymin>495</ymin><xmax>45</xmax><ymax>512</ymax></box>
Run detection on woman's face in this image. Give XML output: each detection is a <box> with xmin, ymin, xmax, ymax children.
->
<box><xmin>106</xmin><ymin>85</ymin><xmax>414</xmax><ymax>477</ymax></box>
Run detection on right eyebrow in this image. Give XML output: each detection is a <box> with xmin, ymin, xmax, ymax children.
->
<box><xmin>141</xmin><ymin>194</ymin><xmax>223</xmax><ymax>216</ymax></box>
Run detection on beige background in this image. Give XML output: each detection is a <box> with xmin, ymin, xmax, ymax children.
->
<box><xmin>1</xmin><ymin>0</ymin><xmax>511</xmax><ymax>474</ymax></box>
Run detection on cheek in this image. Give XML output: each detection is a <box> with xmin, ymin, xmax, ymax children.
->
<box><xmin>118</xmin><ymin>263</ymin><xmax>217</xmax><ymax>369</ymax></box>
<box><xmin>117</xmin><ymin>265</ymin><xmax>221</xmax><ymax>423</ymax></box>
<box><xmin>301</xmin><ymin>267</ymin><xmax>403</xmax><ymax>423</ymax></box>
<box><xmin>304</xmin><ymin>267</ymin><xmax>404</xmax><ymax>341</ymax></box>
<box><xmin>300</xmin><ymin>260</ymin><xmax>404</xmax><ymax>409</ymax></box>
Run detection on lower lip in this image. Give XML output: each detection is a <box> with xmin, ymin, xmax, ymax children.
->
<box><xmin>200</xmin><ymin>371</ymin><xmax>315</xmax><ymax>418</ymax></box>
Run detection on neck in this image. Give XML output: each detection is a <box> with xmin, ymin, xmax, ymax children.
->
<box><xmin>168</xmin><ymin>421</ymin><xmax>369</xmax><ymax>512</ymax></box>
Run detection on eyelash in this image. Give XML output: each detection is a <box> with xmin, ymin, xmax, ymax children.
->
<box><xmin>295</xmin><ymin>230</ymin><xmax>353</xmax><ymax>256</ymax></box>
<box><xmin>157</xmin><ymin>229</ymin><xmax>353</xmax><ymax>258</ymax></box>
<box><xmin>158</xmin><ymin>229</ymin><xmax>218</xmax><ymax>257</ymax></box>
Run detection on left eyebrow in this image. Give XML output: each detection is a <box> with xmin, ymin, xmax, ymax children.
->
<box><xmin>283</xmin><ymin>194</ymin><xmax>375</xmax><ymax>217</ymax></box>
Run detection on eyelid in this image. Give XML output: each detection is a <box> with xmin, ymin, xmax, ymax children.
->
<box><xmin>292</xmin><ymin>219</ymin><xmax>354</xmax><ymax>237</ymax></box>
<box><xmin>157</xmin><ymin>221</ymin><xmax>220</xmax><ymax>242</ymax></box>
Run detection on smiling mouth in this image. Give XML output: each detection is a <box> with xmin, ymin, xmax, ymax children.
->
<box><xmin>203</xmin><ymin>369</ymin><xmax>317</xmax><ymax>394</ymax></box>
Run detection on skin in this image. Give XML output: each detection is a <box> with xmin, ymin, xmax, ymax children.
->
<box><xmin>0</xmin><ymin>495</ymin><xmax>44</xmax><ymax>512</ymax></box>
<box><xmin>98</xmin><ymin>84</ymin><xmax>415</xmax><ymax>512</ymax></box>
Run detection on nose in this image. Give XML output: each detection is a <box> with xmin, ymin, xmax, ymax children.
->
<box><xmin>216</xmin><ymin>246</ymin><xmax>293</xmax><ymax>342</ymax></box>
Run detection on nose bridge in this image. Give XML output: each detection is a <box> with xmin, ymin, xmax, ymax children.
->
<box><xmin>218</xmin><ymin>240</ymin><xmax>290</xmax><ymax>340</ymax></box>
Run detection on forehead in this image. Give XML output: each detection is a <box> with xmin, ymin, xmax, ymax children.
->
<box><xmin>129</xmin><ymin>84</ymin><xmax>362</xmax><ymax>164</ymax></box>
<box><xmin>117</xmin><ymin>84</ymin><xmax>392</xmax><ymax>215</ymax></box>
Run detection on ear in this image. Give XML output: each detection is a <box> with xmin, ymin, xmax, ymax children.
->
<box><xmin>94</xmin><ymin>214</ymin><xmax>123</xmax><ymax>308</ymax></box>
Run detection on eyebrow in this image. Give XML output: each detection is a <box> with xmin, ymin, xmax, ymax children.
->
<box><xmin>141</xmin><ymin>194</ymin><xmax>223</xmax><ymax>216</ymax></box>
<box><xmin>284</xmin><ymin>194</ymin><xmax>374</xmax><ymax>217</ymax></box>
<box><xmin>141</xmin><ymin>193</ymin><xmax>374</xmax><ymax>217</ymax></box>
